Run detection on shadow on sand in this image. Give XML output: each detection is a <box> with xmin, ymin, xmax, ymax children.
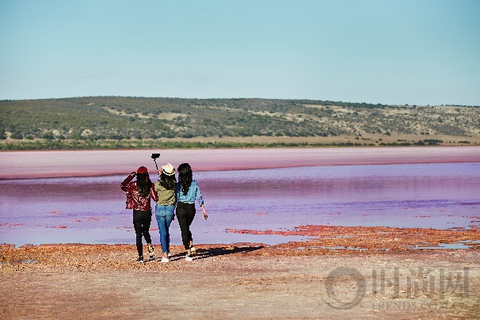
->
<box><xmin>147</xmin><ymin>245</ymin><xmax>264</xmax><ymax>262</ymax></box>
<box><xmin>193</xmin><ymin>245</ymin><xmax>264</xmax><ymax>260</ymax></box>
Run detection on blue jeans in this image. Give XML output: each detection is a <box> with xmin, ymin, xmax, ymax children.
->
<box><xmin>155</xmin><ymin>204</ymin><xmax>175</xmax><ymax>254</ymax></box>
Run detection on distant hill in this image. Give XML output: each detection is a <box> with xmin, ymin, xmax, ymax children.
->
<box><xmin>0</xmin><ymin>97</ymin><xmax>479</xmax><ymax>150</ymax></box>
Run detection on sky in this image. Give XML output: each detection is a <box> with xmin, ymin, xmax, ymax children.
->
<box><xmin>0</xmin><ymin>0</ymin><xmax>479</xmax><ymax>105</ymax></box>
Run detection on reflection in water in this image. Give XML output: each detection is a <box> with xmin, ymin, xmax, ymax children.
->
<box><xmin>0</xmin><ymin>163</ymin><xmax>479</xmax><ymax>246</ymax></box>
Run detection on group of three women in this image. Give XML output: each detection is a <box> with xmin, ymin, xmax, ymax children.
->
<box><xmin>120</xmin><ymin>162</ymin><xmax>207</xmax><ymax>263</ymax></box>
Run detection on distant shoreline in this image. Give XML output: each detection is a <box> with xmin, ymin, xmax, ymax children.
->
<box><xmin>1</xmin><ymin>133</ymin><xmax>479</xmax><ymax>151</ymax></box>
<box><xmin>1</xmin><ymin>145</ymin><xmax>479</xmax><ymax>180</ymax></box>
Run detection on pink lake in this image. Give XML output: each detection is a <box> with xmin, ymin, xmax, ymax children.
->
<box><xmin>0</xmin><ymin>147</ymin><xmax>479</xmax><ymax>246</ymax></box>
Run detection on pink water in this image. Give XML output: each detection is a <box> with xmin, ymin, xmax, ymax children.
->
<box><xmin>0</xmin><ymin>148</ymin><xmax>479</xmax><ymax>246</ymax></box>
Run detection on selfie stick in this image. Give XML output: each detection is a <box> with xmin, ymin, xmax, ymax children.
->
<box><xmin>151</xmin><ymin>153</ymin><xmax>160</xmax><ymax>172</ymax></box>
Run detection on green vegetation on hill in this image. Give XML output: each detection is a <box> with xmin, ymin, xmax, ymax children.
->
<box><xmin>0</xmin><ymin>97</ymin><xmax>478</xmax><ymax>150</ymax></box>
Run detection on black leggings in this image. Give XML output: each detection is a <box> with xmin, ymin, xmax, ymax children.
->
<box><xmin>133</xmin><ymin>209</ymin><xmax>152</xmax><ymax>257</ymax></box>
<box><xmin>176</xmin><ymin>202</ymin><xmax>196</xmax><ymax>250</ymax></box>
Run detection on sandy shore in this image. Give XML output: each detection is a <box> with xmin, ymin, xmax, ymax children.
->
<box><xmin>2</xmin><ymin>226</ymin><xmax>479</xmax><ymax>319</ymax></box>
<box><xmin>1</xmin><ymin>146</ymin><xmax>479</xmax><ymax>179</ymax></box>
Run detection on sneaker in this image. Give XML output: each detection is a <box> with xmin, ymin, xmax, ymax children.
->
<box><xmin>147</xmin><ymin>244</ymin><xmax>155</xmax><ymax>259</ymax></box>
<box><xmin>161</xmin><ymin>257</ymin><xmax>169</xmax><ymax>263</ymax></box>
<box><xmin>137</xmin><ymin>256</ymin><xmax>144</xmax><ymax>263</ymax></box>
<box><xmin>185</xmin><ymin>254</ymin><xmax>193</xmax><ymax>262</ymax></box>
<box><xmin>190</xmin><ymin>246</ymin><xmax>196</xmax><ymax>256</ymax></box>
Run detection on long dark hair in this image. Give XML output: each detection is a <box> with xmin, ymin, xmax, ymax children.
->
<box><xmin>178</xmin><ymin>163</ymin><xmax>192</xmax><ymax>195</ymax></box>
<box><xmin>160</xmin><ymin>173</ymin><xmax>176</xmax><ymax>190</ymax></box>
<box><xmin>136</xmin><ymin>172</ymin><xmax>152</xmax><ymax>198</ymax></box>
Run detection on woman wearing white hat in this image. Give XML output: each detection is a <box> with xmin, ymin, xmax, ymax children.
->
<box><xmin>154</xmin><ymin>163</ymin><xmax>177</xmax><ymax>262</ymax></box>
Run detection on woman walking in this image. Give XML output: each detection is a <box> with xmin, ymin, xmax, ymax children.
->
<box><xmin>175</xmin><ymin>163</ymin><xmax>208</xmax><ymax>261</ymax></box>
<box><xmin>154</xmin><ymin>163</ymin><xmax>176</xmax><ymax>263</ymax></box>
<box><xmin>121</xmin><ymin>166</ymin><xmax>158</xmax><ymax>263</ymax></box>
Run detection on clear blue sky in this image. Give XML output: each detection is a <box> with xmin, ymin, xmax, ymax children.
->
<box><xmin>1</xmin><ymin>0</ymin><xmax>479</xmax><ymax>105</ymax></box>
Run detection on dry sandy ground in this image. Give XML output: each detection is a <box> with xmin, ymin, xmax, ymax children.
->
<box><xmin>2</xmin><ymin>226</ymin><xmax>479</xmax><ymax>319</ymax></box>
<box><xmin>159</xmin><ymin>134</ymin><xmax>480</xmax><ymax>146</ymax></box>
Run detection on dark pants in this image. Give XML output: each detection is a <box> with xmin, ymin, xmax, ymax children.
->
<box><xmin>133</xmin><ymin>209</ymin><xmax>152</xmax><ymax>257</ymax></box>
<box><xmin>176</xmin><ymin>202</ymin><xmax>196</xmax><ymax>250</ymax></box>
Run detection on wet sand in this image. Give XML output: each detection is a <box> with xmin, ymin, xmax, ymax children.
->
<box><xmin>1</xmin><ymin>146</ymin><xmax>479</xmax><ymax>179</ymax></box>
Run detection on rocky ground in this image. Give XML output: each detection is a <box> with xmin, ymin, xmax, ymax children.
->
<box><xmin>1</xmin><ymin>226</ymin><xmax>479</xmax><ymax>319</ymax></box>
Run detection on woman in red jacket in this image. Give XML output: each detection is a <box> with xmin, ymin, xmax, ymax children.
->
<box><xmin>121</xmin><ymin>166</ymin><xmax>158</xmax><ymax>263</ymax></box>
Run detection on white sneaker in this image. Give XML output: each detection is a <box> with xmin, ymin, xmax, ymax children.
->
<box><xmin>190</xmin><ymin>246</ymin><xmax>196</xmax><ymax>256</ymax></box>
<box><xmin>185</xmin><ymin>255</ymin><xmax>193</xmax><ymax>262</ymax></box>
<box><xmin>161</xmin><ymin>257</ymin><xmax>169</xmax><ymax>263</ymax></box>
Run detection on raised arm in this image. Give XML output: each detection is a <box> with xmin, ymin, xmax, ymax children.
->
<box><xmin>120</xmin><ymin>172</ymin><xmax>136</xmax><ymax>191</ymax></box>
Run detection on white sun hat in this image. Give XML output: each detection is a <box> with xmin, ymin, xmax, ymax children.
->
<box><xmin>161</xmin><ymin>163</ymin><xmax>175</xmax><ymax>176</ymax></box>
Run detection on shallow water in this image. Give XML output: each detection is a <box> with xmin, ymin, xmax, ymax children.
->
<box><xmin>0</xmin><ymin>163</ymin><xmax>479</xmax><ymax>246</ymax></box>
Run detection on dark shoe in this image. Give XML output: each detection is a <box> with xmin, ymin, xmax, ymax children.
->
<box><xmin>137</xmin><ymin>256</ymin><xmax>144</xmax><ymax>263</ymax></box>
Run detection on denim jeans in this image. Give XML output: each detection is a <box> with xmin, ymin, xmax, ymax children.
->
<box><xmin>155</xmin><ymin>204</ymin><xmax>175</xmax><ymax>254</ymax></box>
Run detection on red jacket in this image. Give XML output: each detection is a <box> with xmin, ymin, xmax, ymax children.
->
<box><xmin>120</xmin><ymin>172</ymin><xmax>158</xmax><ymax>211</ymax></box>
